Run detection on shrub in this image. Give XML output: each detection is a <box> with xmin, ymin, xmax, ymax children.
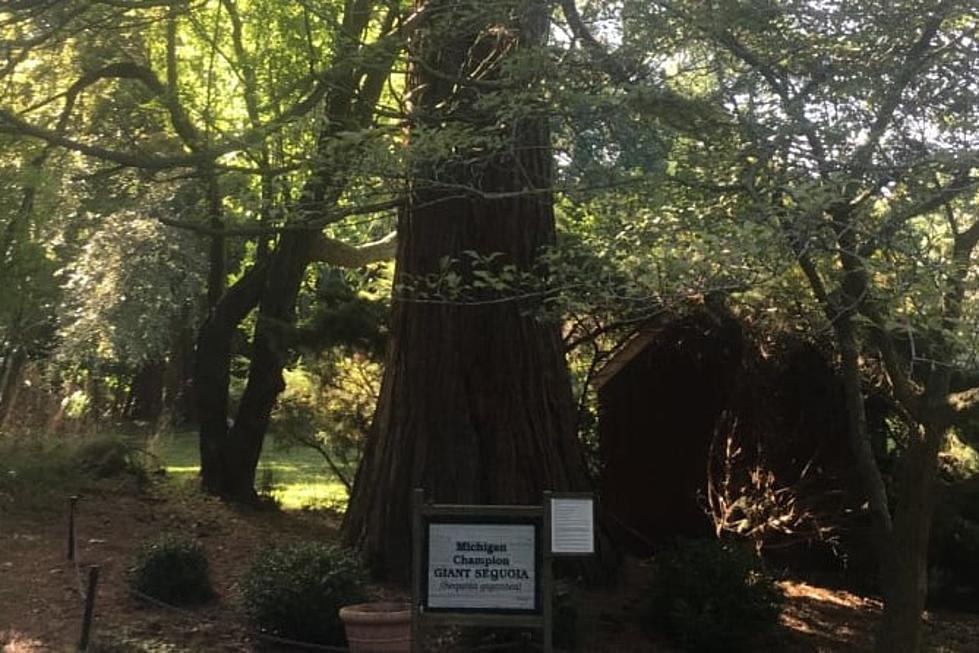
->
<box><xmin>75</xmin><ymin>435</ymin><xmax>146</xmax><ymax>481</ymax></box>
<box><xmin>641</xmin><ymin>539</ymin><xmax>783</xmax><ymax>653</ymax></box>
<box><xmin>130</xmin><ymin>533</ymin><xmax>214</xmax><ymax>605</ymax></box>
<box><xmin>241</xmin><ymin>541</ymin><xmax>369</xmax><ymax>645</ymax></box>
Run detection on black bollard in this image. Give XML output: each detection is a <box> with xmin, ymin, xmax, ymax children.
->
<box><xmin>78</xmin><ymin>565</ymin><xmax>100</xmax><ymax>651</ymax></box>
<box><xmin>67</xmin><ymin>495</ymin><xmax>79</xmax><ymax>561</ymax></box>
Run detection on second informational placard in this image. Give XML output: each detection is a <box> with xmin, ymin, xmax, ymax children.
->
<box><xmin>549</xmin><ymin>496</ymin><xmax>594</xmax><ymax>555</ymax></box>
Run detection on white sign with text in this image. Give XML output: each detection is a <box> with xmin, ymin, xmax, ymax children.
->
<box><xmin>550</xmin><ymin>497</ymin><xmax>595</xmax><ymax>554</ymax></box>
<box><xmin>426</xmin><ymin>523</ymin><xmax>537</xmax><ymax>611</ymax></box>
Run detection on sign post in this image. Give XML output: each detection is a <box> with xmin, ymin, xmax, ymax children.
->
<box><xmin>411</xmin><ymin>488</ymin><xmax>595</xmax><ymax>652</ymax></box>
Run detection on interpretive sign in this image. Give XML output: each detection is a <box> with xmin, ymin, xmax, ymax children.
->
<box><xmin>549</xmin><ymin>495</ymin><xmax>595</xmax><ymax>555</ymax></box>
<box><xmin>425</xmin><ymin>522</ymin><xmax>539</xmax><ymax>611</ymax></box>
<box><xmin>411</xmin><ymin>488</ymin><xmax>595</xmax><ymax>653</ymax></box>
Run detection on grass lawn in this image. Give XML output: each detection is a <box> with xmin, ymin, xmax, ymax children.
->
<box><xmin>149</xmin><ymin>430</ymin><xmax>349</xmax><ymax>510</ymax></box>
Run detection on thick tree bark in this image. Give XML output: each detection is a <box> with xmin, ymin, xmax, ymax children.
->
<box><xmin>343</xmin><ymin>0</ymin><xmax>596</xmax><ymax>582</ymax></box>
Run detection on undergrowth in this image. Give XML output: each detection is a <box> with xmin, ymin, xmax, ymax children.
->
<box><xmin>0</xmin><ymin>431</ymin><xmax>152</xmax><ymax>510</ymax></box>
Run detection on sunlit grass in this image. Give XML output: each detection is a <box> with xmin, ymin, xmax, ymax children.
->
<box><xmin>268</xmin><ymin>480</ymin><xmax>348</xmax><ymax>510</ymax></box>
<box><xmin>150</xmin><ymin>431</ymin><xmax>349</xmax><ymax>511</ymax></box>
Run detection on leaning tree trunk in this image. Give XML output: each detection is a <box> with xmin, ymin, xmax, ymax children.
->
<box><xmin>196</xmin><ymin>261</ymin><xmax>268</xmax><ymax>497</ymax></box>
<box><xmin>343</xmin><ymin>0</ymin><xmax>595</xmax><ymax>581</ymax></box>
<box><xmin>223</xmin><ymin>232</ymin><xmax>317</xmax><ymax>501</ymax></box>
<box><xmin>196</xmin><ymin>0</ymin><xmax>381</xmax><ymax>502</ymax></box>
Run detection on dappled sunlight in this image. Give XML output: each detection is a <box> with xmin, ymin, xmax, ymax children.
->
<box><xmin>779</xmin><ymin>580</ymin><xmax>880</xmax><ymax>610</ymax></box>
<box><xmin>776</xmin><ymin>580</ymin><xmax>879</xmax><ymax>651</ymax></box>
<box><xmin>0</xmin><ymin>630</ymin><xmax>43</xmax><ymax>653</ymax></box>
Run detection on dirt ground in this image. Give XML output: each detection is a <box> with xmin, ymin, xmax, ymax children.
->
<box><xmin>2</xmin><ymin>485</ymin><xmax>979</xmax><ymax>652</ymax></box>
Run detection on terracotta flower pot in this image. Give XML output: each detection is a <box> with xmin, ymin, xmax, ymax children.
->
<box><xmin>339</xmin><ymin>601</ymin><xmax>412</xmax><ymax>653</ymax></box>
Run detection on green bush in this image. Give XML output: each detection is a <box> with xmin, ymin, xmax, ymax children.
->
<box><xmin>130</xmin><ymin>533</ymin><xmax>214</xmax><ymax>605</ymax></box>
<box><xmin>241</xmin><ymin>541</ymin><xmax>369</xmax><ymax>645</ymax></box>
<box><xmin>641</xmin><ymin>539</ymin><xmax>783</xmax><ymax>653</ymax></box>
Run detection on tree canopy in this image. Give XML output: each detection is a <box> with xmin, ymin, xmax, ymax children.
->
<box><xmin>1</xmin><ymin>2</ymin><xmax>977</xmax><ymax>650</ymax></box>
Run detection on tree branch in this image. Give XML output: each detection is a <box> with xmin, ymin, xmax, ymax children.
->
<box><xmin>858</xmin><ymin>167</ymin><xmax>979</xmax><ymax>258</ymax></box>
<box><xmin>159</xmin><ymin>199</ymin><xmax>401</xmax><ymax>236</ymax></box>
<box><xmin>0</xmin><ymin>6</ymin><xmax>427</xmax><ymax>170</ymax></box>
<box><xmin>0</xmin><ymin>108</ymin><xmax>211</xmax><ymax>169</ymax></box>
<box><xmin>556</xmin><ymin>0</ymin><xmax>631</xmax><ymax>82</ymax></box>
<box><xmin>309</xmin><ymin>230</ymin><xmax>397</xmax><ymax>268</ymax></box>
<box><xmin>847</xmin><ymin>8</ymin><xmax>949</xmax><ymax>176</ymax></box>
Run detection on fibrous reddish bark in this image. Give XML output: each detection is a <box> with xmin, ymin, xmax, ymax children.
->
<box><xmin>343</xmin><ymin>0</ymin><xmax>596</xmax><ymax>581</ymax></box>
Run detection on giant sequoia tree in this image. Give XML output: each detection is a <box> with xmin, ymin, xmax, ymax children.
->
<box><xmin>342</xmin><ymin>0</ymin><xmax>596</xmax><ymax>578</ymax></box>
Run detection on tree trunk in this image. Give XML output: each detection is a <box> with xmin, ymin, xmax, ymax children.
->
<box><xmin>195</xmin><ymin>261</ymin><xmax>268</xmax><ymax>497</ymax></box>
<box><xmin>0</xmin><ymin>347</ymin><xmax>26</xmax><ymax>430</ymax></box>
<box><xmin>875</xmin><ymin>420</ymin><xmax>945</xmax><ymax>652</ymax></box>
<box><xmin>343</xmin><ymin>0</ymin><xmax>596</xmax><ymax>582</ymax></box>
<box><xmin>162</xmin><ymin>316</ymin><xmax>197</xmax><ymax>426</ymax></box>
<box><xmin>127</xmin><ymin>360</ymin><xmax>166</xmax><ymax>421</ymax></box>
<box><xmin>223</xmin><ymin>232</ymin><xmax>317</xmax><ymax>501</ymax></box>
<box><xmin>202</xmin><ymin>0</ymin><xmax>380</xmax><ymax>501</ymax></box>
<box><xmin>875</xmin><ymin>363</ymin><xmax>950</xmax><ymax>653</ymax></box>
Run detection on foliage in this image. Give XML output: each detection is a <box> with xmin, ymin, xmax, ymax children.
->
<box><xmin>641</xmin><ymin>539</ymin><xmax>783</xmax><ymax>653</ymax></box>
<box><xmin>929</xmin><ymin>500</ymin><xmax>979</xmax><ymax>608</ymax></box>
<box><xmin>0</xmin><ymin>0</ymin><xmax>403</xmax><ymax>435</ymax></box>
<box><xmin>0</xmin><ymin>432</ymin><xmax>150</xmax><ymax>510</ymax></box>
<box><xmin>241</xmin><ymin>541</ymin><xmax>369</xmax><ymax>645</ymax></box>
<box><xmin>939</xmin><ymin>431</ymin><xmax>979</xmax><ymax>481</ymax></box>
<box><xmin>54</xmin><ymin>200</ymin><xmax>207</xmax><ymax>376</ymax></box>
<box><xmin>271</xmin><ymin>352</ymin><xmax>380</xmax><ymax>494</ymax></box>
<box><xmin>1</xmin><ymin>2</ymin><xmax>977</xmax><ymax>644</ymax></box>
<box><xmin>75</xmin><ymin>435</ymin><xmax>148</xmax><ymax>482</ymax></box>
<box><xmin>130</xmin><ymin>533</ymin><xmax>214</xmax><ymax>606</ymax></box>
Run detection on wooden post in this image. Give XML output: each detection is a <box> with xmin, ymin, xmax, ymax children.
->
<box><xmin>78</xmin><ymin>565</ymin><xmax>100</xmax><ymax>651</ymax></box>
<box><xmin>67</xmin><ymin>495</ymin><xmax>79</xmax><ymax>561</ymax></box>
<box><xmin>411</xmin><ymin>488</ymin><xmax>424</xmax><ymax>653</ymax></box>
<box><xmin>542</xmin><ymin>491</ymin><xmax>554</xmax><ymax>653</ymax></box>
